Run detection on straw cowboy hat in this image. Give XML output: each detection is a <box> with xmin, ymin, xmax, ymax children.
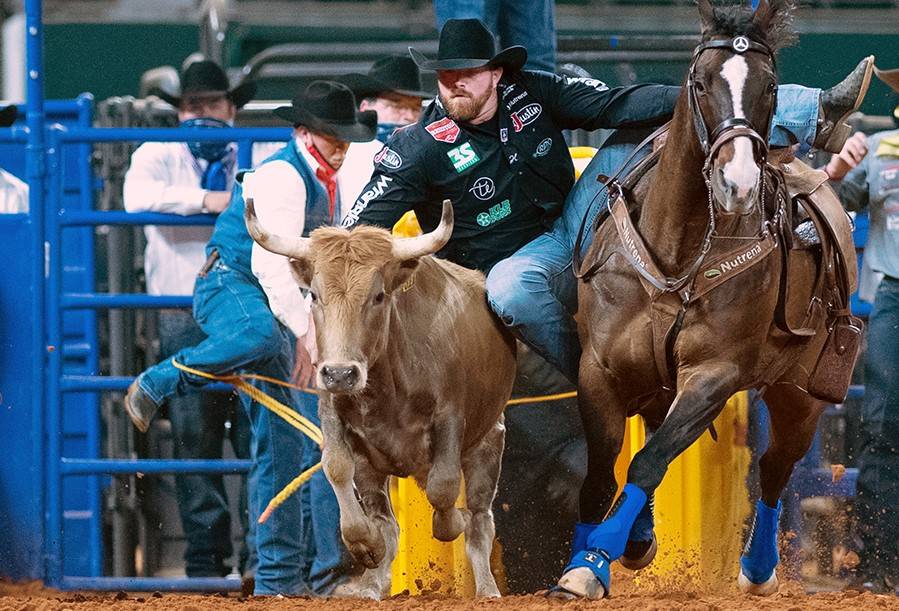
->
<box><xmin>409</xmin><ymin>18</ymin><xmax>527</xmax><ymax>72</ymax></box>
<box><xmin>874</xmin><ymin>65</ymin><xmax>899</xmax><ymax>120</ymax></box>
<box><xmin>273</xmin><ymin>81</ymin><xmax>377</xmax><ymax>142</ymax></box>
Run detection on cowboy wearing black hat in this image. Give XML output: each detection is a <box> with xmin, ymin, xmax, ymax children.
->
<box><xmin>125</xmin><ymin>80</ymin><xmax>374</xmax><ymax>597</ymax></box>
<box><xmin>341</xmin><ymin>55</ymin><xmax>431</xmax><ymax>144</ymax></box>
<box><xmin>123</xmin><ymin>58</ymin><xmax>260</xmax><ymax>586</ymax></box>
<box><xmin>839</xmin><ymin>64</ymin><xmax>899</xmax><ymax>595</ymax></box>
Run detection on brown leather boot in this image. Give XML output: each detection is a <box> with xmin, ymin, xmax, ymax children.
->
<box><xmin>814</xmin><ymin>56</ymin><xmax>875</xmax><ymax>154</ymax></box>
<box><xmin>124</xmin><ymin>378</ymin><xmax>159</xmax><ymax>433</ymax></box>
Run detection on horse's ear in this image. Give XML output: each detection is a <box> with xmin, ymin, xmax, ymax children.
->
<box><xmin>752</xmin><ymin>0</ymin><xmax>772</xmax><ymax>30</ymax></box>
<box><xmin>697</xmin><ymin>0</ymin><xmax>715</xmax><ymax>38</ymax></box>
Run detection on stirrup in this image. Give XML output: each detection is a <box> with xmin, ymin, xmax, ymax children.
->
<box><xmin>557</xmin><ymin>548</ymin><xmax>611</xmax><ymax>599</ymax></box>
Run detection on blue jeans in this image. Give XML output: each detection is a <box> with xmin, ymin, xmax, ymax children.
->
<box><xmin>158</xmin><ymin>309</ymin><xmax>252</xmax><ymax>578</ymax></box>
<box><xmin>855</xmin><ymin>276</ymin><xmax>899</xmax><ymax>581</ymax></box>
<box><xmin>486</xmin><ymin>85</ymin><xmax>821</xmax><ymax>383</ymax></box>
<box><xmin>294</xmin><ymin>394</ymin><xmax>354</xmax><ymax>594</ymax></box>
<box><xmin>435</xmin><ymin>0</ymin><xmax>556</xmax><ymax>73</ymax></box>
<box><xmin>139</xmin><ymin>261</ymin><xmax>314</xmax><ymax>595</ymax></box>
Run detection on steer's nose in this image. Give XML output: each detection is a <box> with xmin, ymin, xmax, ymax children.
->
<box><xmin>320</xmin><ymin>365</ymin><xmax>360</xmax><ymax>392</ymax></box>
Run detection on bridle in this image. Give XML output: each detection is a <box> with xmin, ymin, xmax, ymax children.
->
<box><xmin>687</xmin><ymin>35</ymin><xmax>778</xmax><ymax>171</ymax></box>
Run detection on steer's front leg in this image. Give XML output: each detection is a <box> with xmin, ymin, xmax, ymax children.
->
<box><xmin>425</xmin><ymin>409</ymin><xmax>468</xmax><ymax>542</ymax></box>
<box><xmin>320</xmin><ymin>396</ymin><xmax>385</xmax><ymax>568</ymax></box>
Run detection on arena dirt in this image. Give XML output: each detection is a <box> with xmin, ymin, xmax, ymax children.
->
<box><xmin>3</xmin><ymin>578</ymin><xmax>898</xmax><ymax>611</ymax></box>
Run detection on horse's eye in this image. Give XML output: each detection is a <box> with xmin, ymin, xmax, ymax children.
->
<box><xmin>766</xmin><ymin>81</ymin><xmax>777</xmax><ymax>95</ymax></box>
<box><xmin>694</xmin><ymin>80</ymin><xmax>706</xmax><ymax>95</ymax></box>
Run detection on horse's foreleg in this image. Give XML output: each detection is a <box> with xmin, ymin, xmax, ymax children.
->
<box><xmin>738</xmin><ymin>383</ymin><xmax>824</xmax><ymax>595</ymax></box>
<box><xmin>558</xmin><ymin>364</ymin><xmax>738</xmax><ymax>598</ymax></box>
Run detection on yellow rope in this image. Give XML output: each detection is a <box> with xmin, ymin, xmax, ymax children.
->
<box><xmin>505</xmin><ymin>390</ymin><xmax>578</xmax><ymax>405</ymax></box>
<box><xmin>170</xmin><ymin>358</ymin><xmax>578</xmax><ymax>522</ymax></box>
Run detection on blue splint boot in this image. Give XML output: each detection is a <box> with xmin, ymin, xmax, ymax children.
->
<box><xmin>621</xmin><ymin>492</ymin><xmax>657</xmax><ymax>570</ymax></box>
<box><xmin>738</xmin><ymin>499</ymin><xmax>782</xmax><ymax>595</ymax></box>
<box><xmin>557</xmin><ymin>484</ymin><xmax>647</xmax><ymax>598</ymax></box>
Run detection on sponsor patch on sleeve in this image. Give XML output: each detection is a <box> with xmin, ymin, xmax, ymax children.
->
<box><xmin>373</xmin><ymin>146</ymin><xmax>402</xmax><ymax>169</ymax></box>
<box><xmin>425</xmin><ymin>117</ymin><xmax>461</xmax><ymax>143</ymax></box>
<box><xmin>563</xmin><ymin>76</ymin><xmax>609</xmax><ymax>91</ymax></box>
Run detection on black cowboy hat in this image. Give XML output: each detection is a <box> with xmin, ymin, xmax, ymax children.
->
<box><xmin>151</xmin><ymin>60</ymin><xmax>257</xmax><ymax>109</ymax></box>
<box><xmin>340</xmin><ymin>55</ymin><xmax>432</xmax><ymax>100</ymax></box>
<box><xmin>273</xmin><ymin>81</ymin><xmax>377</xmax><ymax>142</ymax></box>
<box><xmin>409</xmin><ymin>19</ymin><xmax>527</xmax><ymax>72</ymax></box>
<box><xmin>0</xmin><ymin>105</ymin><xmax>17</xmax><ymax>128</ymax></box>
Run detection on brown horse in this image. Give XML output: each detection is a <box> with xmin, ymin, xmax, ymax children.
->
<box><xmin>557</xmin><ymin>0</ymin><xmax>863</xmax><ymax>599</ymax></box>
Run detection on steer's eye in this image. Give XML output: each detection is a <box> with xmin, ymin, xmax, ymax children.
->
<box><xmin>372</xmin><ymin>291</ymin><xmax>385</xmax><ymax>305</ymax></box>
<box><xmin>309</xmin><ymin>291</ymin><xmax>318</xmax><ymax>303</ymax></box>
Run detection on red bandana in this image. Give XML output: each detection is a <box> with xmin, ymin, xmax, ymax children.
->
<box><xmin>306</xmin><ymin>143</ymin><xmax>338</xmax><ymax>221</ymax></box>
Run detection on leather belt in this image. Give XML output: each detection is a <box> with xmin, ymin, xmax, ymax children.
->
<box><xmin>197</xmin><ymin>249</ymin><xmax>220</xmax><ymax>279</ymax></box>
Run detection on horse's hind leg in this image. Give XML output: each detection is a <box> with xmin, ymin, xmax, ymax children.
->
<box><xmin>554</xmin><ymin>357</ymin><xmax>629</xmax><ymax>598</ymax></box>
<box><xmin>559</xmin><ymin>364</ymin><xmax>738</xmax><ymax>598</ymax></box>
<box><xmin>739</xmin><ymin>383</ymin><xmax>824</xmax><ymax>595</ymax></box>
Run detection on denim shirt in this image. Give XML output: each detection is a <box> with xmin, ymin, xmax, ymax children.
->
<box><xmin>840</xmin><ymin>129</ymin><xmax>899</xmax><ymax>280</ymax></box>
<box><xmin>206</xmin><ymin>142</ymin><xmax>331</xmax><ymax>279</ymax></box>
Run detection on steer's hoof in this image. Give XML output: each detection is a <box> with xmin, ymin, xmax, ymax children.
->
<box><xmin>343</xmin><ymin>523</ymin><xmax>386</xmax><ymax>569</ymax></box>
<box><xmin>620</xmin><ymin>533</ymin><xmax>658</xmax><ymax>571</ymax></box>
<box><xmin>738</xmin><ymin>568</ymin><xmax>779</xmax><ymax>596</ymax></box>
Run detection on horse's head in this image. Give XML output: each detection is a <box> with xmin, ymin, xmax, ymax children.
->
<box><xmin>690</xmin><ymin>0</ymin><xmax>796</xmax><ymax>215</ymax></box>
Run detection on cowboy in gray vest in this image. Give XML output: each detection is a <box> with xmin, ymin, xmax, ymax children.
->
<box><xmin>124</xmin><ymin>81</ymin><xmax>376</xmax><ymax>596</ymax></box>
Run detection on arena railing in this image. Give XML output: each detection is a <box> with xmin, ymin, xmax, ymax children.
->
<box><xmin>44</xmin><ymin>125</ymin><xmax>290</xmax><ymax>592</ymax></box>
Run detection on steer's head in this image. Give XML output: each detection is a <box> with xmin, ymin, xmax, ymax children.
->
<box><xmin>245</xmin><ymin>199</ymin><xmax>453</xmax><ymax>394</ymax></box>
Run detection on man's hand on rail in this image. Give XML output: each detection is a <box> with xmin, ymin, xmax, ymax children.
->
<box><xmin>202</xmin><ymin>191</ymin><xmax>232</xmax><ymax>214</ymax></box>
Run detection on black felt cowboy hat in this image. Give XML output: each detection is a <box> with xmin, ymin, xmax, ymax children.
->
<box><xmin>151</xmin><ymin>60</ymin><xmax>257</xmax><ymax>109</ymax></box>
<box><xmin>273</xmin><ymin>81</ymin><xmax>377</xmax><ymax>142</ymax></box>
<box><xmin>0</xmin><ymin>105</ymin><xmax>17</xmax><ymax>128</ymax></box>
<box><xmin>409</xmin><ymin>18</ymin><xmax>527</xmax><ymax>72</ymax></box>
<box><xmin>341</xmin><ymin>55</ymin><xmax>432</xmax><ymax>99</ymax></box>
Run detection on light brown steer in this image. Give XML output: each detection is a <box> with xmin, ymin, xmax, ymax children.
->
<box><xmin>245</xmin><ymin>199</ymin><xmax>516</xmax><ymax>598</ymax></box>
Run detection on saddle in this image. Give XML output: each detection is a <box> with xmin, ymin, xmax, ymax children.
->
<box><xmin>775</xmin><ymin>158</ymin><xmax>863</xmax><ymax>403</ymax></box>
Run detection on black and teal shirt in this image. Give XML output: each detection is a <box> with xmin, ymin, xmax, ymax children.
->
<box><xmin>342</xmin><ymin>70</ymin><xmax>679</xmax><ymax>273</ymax></box>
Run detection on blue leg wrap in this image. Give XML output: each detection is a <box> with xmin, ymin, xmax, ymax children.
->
<box><xmin>569</xmin><ymin>521</ymin><xmax>598</xmax><ymax>561</ymax></box>
<box><xmin>584</xmin><ymin>483</ymin><xmax>647</xmax><ymax>560</ymax></box>
<box><xmin>740</xmin><ymin>499</ymin><xmax>782</xmax><ymax>584</ymax></box>
<box><xmin>558</xmin><ymin>484</ymin><xmax>647</xmax><ymax>597</ymax></box>
<box><xmin>627</xmin><ymin>492</ymin><xmax>654</xmax><ymax>543</ymax></box>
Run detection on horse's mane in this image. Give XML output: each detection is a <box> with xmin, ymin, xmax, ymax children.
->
<box><xmin>700</xmin><ymin>1</ymin><xmax>798</xmax><ymax>52</ymax></box>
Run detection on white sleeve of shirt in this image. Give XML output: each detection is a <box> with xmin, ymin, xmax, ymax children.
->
<box><xmin>247</xmin><ymin>160</ymin><xmax>311</xmax><ymax>339</ymax></box>
<box><xmin>123</xmin><ymin>143</ymin><xmax>208</xmax><ymax>215</ymax></box>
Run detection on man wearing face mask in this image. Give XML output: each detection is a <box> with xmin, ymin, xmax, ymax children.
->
<box><xmin>124</xmin><ymin>80</ymin><xmax>377</xmax><ymax>596</ymax></box>
<box><xmin>339</xmin><ymin>55</ymin><xmax>430</xmax><ymax>205</ymax></box>
<box><xmin>123</xmin><ymin>59</ymin><xmax>257</xmax><ymax>583</ymax></box>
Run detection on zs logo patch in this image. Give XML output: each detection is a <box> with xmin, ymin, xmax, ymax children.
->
<box><xmin>476</xmin><ymin>199</ymin><xmax>511</xmax><ymax>227</ymax></box>
<box><xmin>447</xmin><ymin>142</ymin><xmax>480</xmax><ymax>173</ymax></box>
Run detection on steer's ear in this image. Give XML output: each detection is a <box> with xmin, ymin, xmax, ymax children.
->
<box><xmin>288</xmin><ymin>257</ymin><xmax>313</xmax><ymax>288</ymax></box>
<box><xmin>385</xmin><ymin>259</ymin><xmax>419</xmax><ymax>294</ymax></box>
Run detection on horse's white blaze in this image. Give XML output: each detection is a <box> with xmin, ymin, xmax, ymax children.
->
<box><xmin>720</xmin><ymin>55</ymin><xmax>759</xmax><ymax>198</ymax></box>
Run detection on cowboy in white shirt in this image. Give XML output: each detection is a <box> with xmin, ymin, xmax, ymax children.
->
<box><xmin>122</xmin><ymin>59</ymin><xmax>258</xmax><ymax>583</ymax></box>
<box><xmin>0</xmin><ymin>105</ymin><xmax>28</xmax><ymax>214</ymax></box>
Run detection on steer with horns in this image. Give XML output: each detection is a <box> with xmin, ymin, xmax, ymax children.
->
<box><xmin>244</xmin><ymin>199</ymin><xmax>516</xmax><ymax>598</ymax></box>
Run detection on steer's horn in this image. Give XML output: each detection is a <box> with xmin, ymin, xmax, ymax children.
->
<box><xmin>392</xmin><ymin>199</ymin><xmax>454</xmax><ymax>261</ymax></box>
<box><xmin>244</xmin><ymin>198</ymin><xmax>312</xmax><ymax>260</ymax></box>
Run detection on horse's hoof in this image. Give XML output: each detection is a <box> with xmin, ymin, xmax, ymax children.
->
<box><xmin>557</xmin><ymin>568</ymin><xmax>607</xmax><ymax>599</ymax></box>
<box><xmin>620</xmin><ymin>533</ymin><xmax>657</xmax><ymax>571</ymax></box>
<box><xmin>545</xmin><ymin>585</ymin><xmax>578</xmax><ymax>600</ymax></box>
<box><xmin>738</xmin><ymin>568</ymin><xmax>779</xmax><ymax>596</ymax></box>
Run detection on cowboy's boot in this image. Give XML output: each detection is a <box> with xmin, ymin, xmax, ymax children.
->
<box><xmin>124</xmin><ymin>377</ymin><xmax>160</xmax><ymax>433</ymax></box>
<box><xmin>814</xmin><ymin>56</ymin><xmax>874</xmax><ymax>154</ymax></box>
